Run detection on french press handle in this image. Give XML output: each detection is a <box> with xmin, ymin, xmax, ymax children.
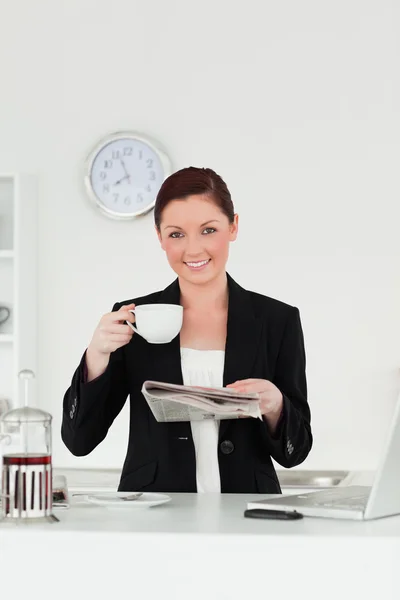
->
<box><xmin>0</xmin><ymin>434</ymin><xmax>11</xmax><ymax>500</ymax></box>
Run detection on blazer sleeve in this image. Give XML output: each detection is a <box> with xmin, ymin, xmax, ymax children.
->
<box><xmin>61</xmin><ymin>303</ymin><xmax>129</xmax><ymax>456</ymax></box>
<box><xmin>265</xmin><ymin>306</ymin><xmax>313</xmax><ymax>467</ymax></box>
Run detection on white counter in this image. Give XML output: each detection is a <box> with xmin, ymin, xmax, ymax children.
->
<box><xmin>1</xmin><ymin>484</ymin><xmax>399</xmax><ymax>600</ymax></box>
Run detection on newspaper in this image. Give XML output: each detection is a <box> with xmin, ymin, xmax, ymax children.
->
<box><xmin>141</xmin><ymin>380</ymin><xmax>262</xmax><ymax>422</ymax></box>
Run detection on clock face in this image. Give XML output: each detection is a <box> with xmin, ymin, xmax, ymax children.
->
<box><xmin>85</xmin><ymin>132</ymin><xmax>171</xmax><ymax>219</ymax></box>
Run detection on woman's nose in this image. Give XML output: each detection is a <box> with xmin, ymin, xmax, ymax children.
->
<box><xmin>184</xmin><ymin>237</ymin><xmax>204</xmax><ymax>256</ymax></box>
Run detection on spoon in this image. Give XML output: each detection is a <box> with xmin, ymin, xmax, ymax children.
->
<box><xmin>72</xmin><ymin>492</ymin><xmax>143</xmax><ymax>500</ymax></box>
<box><xmin>121</xmin><ymin>493</ymin><xmax>143</xmax><ymax>501</ymax></box>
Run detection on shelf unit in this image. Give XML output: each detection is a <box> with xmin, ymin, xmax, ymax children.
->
<box><xmin>0</xmin><ymin>174</ymin><xmax>37</xmax><ymax>409</ymax></box>
<box><xmin>0</xmin><ymin>334</ymin><xmax>14</xmax><ymax>343</ymax></box>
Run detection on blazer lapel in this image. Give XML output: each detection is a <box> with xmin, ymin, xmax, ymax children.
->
<box><xmin>220</xmin><ymin>274</ymin><xmax>262</xmax><ymax>439</ymax></box>
<box><xmin>151</xmin><ymin>277</ymin><xmax>183</xmax><ymax>386</ymax></box>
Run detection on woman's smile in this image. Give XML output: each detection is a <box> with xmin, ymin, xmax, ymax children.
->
<box><xmin>184</xmin><ymin>258</ymin><xmax>211</xmax><ymax>271</ymax></box>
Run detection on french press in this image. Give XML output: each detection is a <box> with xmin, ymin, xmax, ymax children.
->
<box><xmin>0</xmin><ymin>370</ymin><xmax>58</xmax><ymax>523</ymax></box>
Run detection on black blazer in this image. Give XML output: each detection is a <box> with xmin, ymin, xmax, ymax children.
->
<box><xmin>61</xmin><ymin>274</ymin><xmax>312</xmax><ymax>494</ymax></box>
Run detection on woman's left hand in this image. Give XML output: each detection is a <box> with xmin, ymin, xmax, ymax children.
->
<box><xmin>226</xmin><ymin>378</ymin><xmax>284</xmax><ymax>433</ymax></box>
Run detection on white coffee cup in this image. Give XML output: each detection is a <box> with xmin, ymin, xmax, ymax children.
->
<box><xmin>125</xmin><ymin>303</ymin><xmax>183</xmax><ymax>344</ymax></box>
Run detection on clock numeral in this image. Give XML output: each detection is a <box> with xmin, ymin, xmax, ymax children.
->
<box><xmin>123</xmin><ymin>147</ymin><xmax>132</xmax><ymax>156</ymax></box>
<box><xmin>124</xmin><ymin>196</ymin><xmax>131</xmax><ymax>205</ymax></box>
<box><xmin>138</xmin><ymin>150</ymin><xmax>143</xmax><ymax>160</ymax></box>
<box><xmin>112</xmin><ymin>150</ymin><xmax>120</xmax><ymax>160</ymax></box>
<box><xmin>113</xmin><ymin>193</ymin><xmax>119</xmax><ymax>202</ymax></box>
<box><xmin>99</xmin><ymin>171</ymin><xmax>107</xmax><ymax>180</ymax></box>
<box><xmin>103</xmin><ymin>183</ymin><xmax>110</xmax><ymax>193</ymax></box>
<box><xmin>104</xmin><ymin>160</ymin><xmax>112</xmax><ymax>169</ymax></box>
<box><xmin>149</xmin><ymin>171</ymin><xmax>156</xmax><ymax>181</ymax></box>
<box><xmin>146</xmin><ymin>184</ymin><xmax>151</xmax><ymax>193</ymax></box>
<box><xmin>146</xmin><ymin>158</ymin><xmax>153</xmax><ymax>168</ymax></box>
<box><xmin>137</xmin><ymin>193</ymin><xmax>144</xmax><ymax>203</ymax></box>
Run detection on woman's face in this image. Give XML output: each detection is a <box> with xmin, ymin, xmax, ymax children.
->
<box><xmin>157</xmin><ymin>195</ymin><xmax>238</xmax><ymax>285</ymax></box>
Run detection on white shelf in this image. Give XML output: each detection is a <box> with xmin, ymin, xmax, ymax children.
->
<box><xmin>0</xmin><ymin>250</ymin><xmax>14</xmax><ymax>259</ymax></box>
<box><xmin>0</xmin><ymin>173</ymin><xmax>37</xmax><ymax>407</ymax></box>
<box><xmin>0</xmin><ymin>334</ymin><xmax>14</xmax><ymax>343</ymax></box>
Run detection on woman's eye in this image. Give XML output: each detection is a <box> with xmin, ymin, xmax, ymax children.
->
<box><xmin>169</xmin><ymin>228</ymin><xmax>215</xmax><ymax>238</ymax></box>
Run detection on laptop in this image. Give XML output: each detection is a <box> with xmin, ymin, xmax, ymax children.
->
<box><xmin>248</xmin><ymin>394</ymin><xmax>400</xmax><ymax>520</ymax></box>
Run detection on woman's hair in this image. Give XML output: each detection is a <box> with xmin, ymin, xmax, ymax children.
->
<box><xmin>154</xmin><ymin>166</ymin><xmax>235</xmax><ymax>230</ymax></box>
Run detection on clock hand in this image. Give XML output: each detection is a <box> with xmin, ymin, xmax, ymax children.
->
<box><xmin>114</xmin><ymin>174</ymin><xmax>130</xmax><ymax>186</ymax></box>
<box><xmin>120</xmin><ymin>158</ymin><xmax>131</xmax><ymax>183</ymax></box>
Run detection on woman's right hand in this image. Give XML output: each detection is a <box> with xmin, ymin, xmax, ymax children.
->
<box><xmin>85</xmin><ymin>303</ymin><xmax>136</xmax><ymax>381</ymax></box>
<box><xmin>88</xmin><ymin>303</ymin><xmax>136</xmax><ymax>355</ymax></box>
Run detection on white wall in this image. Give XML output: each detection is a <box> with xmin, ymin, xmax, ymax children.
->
<box><xmin>0</xmin><ymin>0</ymin><xmax>399</xmax><ymax>472</ymax></box>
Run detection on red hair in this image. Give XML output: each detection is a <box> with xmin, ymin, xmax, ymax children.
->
<box><xmin>154</xmin><ymin>167</ymin><xmax>235</xmax><ymax>230</ymax></box>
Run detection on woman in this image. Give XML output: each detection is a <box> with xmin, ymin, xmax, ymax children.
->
<box><xmin>61</xmin><ymin>167</ymin><xmax>312</xmax><ymax>493</ymax></box>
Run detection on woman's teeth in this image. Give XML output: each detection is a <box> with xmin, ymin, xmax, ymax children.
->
<box><xmin>185</xmin><ymin>259</ymin><xmax>210</xmax><ymax>269</ymax></box>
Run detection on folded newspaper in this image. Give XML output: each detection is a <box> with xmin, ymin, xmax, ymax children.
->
<box><xmin>141</xmin><ymin>380</ymin><xmax>262</xmax><ymax>422</ymax></box>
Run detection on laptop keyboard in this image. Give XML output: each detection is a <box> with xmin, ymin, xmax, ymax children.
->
<box><xmin>313</xmin><ymin>495</ymin><xmax>368</xmax><ymax>511</ymax></box>
<box><xmin>294</xmin><ymin>488</ymin><xmax>370</xmax><ymax>511</ymax></box>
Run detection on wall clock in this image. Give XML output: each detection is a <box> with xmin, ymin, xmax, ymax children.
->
<box><xmin>84</xmin><ymin>131</ymin><xmax>172</xmax><ymax>219</ymax></box>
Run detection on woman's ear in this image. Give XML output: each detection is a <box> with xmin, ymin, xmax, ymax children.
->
<box><xmin>229</xmin><ymin>214</ymin><xmax>239</xmax><ymax>241</ymax></box>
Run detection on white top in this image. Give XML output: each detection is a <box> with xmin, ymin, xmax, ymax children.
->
<box><xmin>180</xmin><ymin>347</ymin><xmax>225</xmax><ymax>493</ymax></box>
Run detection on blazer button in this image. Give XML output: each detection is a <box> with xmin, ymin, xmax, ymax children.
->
<box><xmin>220</xmin><ymin>440</ymin><xmax>234</xmax><ymax>455</ymax></box>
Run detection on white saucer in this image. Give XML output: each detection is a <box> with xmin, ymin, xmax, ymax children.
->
<box><xmin>83</xmin><ymin>492</ymin><xmax>171</xmax><ymax>508</ymax></box>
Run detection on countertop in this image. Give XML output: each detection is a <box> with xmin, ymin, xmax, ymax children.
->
<box><xmin>0</xmin><ymin>469</ymin><xmax>399</xmax><ymax>600</ymax></box>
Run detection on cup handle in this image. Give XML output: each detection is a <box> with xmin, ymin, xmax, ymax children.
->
<box><xmin>126</xmin><ymin>309</ymin><xmax>140</xmax><ymax>336</ymax></box>
<box><xmin>0</xmin><ymin>307</ymin><xmax>10</xmax><ymax>326</ymax></box>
